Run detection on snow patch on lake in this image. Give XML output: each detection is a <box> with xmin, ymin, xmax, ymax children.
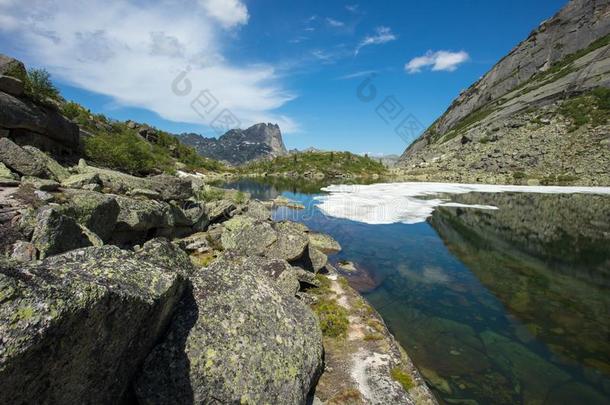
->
<box><xmin>315</xmin><ymin>182</ymin><xmax>610</xmax><ymax>224</ymax></box>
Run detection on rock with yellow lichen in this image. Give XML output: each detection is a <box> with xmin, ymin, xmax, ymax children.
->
<box><xmin>0</xmin><ymin>240</ymin><xmax>193</xmax><ymax>404</ymax></box>
<box><xmin>134</xmin><ymin>252</ymin><xmax>324</xmax><ymax>405</ymax></box>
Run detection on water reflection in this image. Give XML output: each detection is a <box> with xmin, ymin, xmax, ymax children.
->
<box><xmin>221</xmin><ymin>178</ymin><xmax>610</xmax><ymax>404</ymax></box>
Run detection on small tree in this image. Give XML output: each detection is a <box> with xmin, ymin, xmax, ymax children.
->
<box><xmin>25</xmin><ymin>68</ymin><xmax>61</xmax><ymax>103</ymax></box>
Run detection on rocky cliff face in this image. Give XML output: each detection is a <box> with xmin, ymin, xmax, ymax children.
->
<box><xmin>398</xmin><ymin>0</ymin><xmax>610</xmax><ymax>185</ymax></box>
<box><xmin>180</xmin><ymin>123</ymin><xmax>288</xmax><ymax>166</ymax></box>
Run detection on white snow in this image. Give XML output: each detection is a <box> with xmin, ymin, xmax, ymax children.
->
<box><xmin>314</xmin><ymin>182</ymin><xmax>610</xmax><ymax>225</ymax></box>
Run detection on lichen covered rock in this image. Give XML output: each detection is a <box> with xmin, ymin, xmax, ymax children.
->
<box><xmin>60</xmin><ymin>189</ymin><xmax>120</xmax><ymax>241</ymax></box>
<box><xmin>0</xmin><ymin>245</ymin><xmax>190</xmax><ymax>404</ymax></box>
<box><xmin>266</xmin><ymin>221</ymin><xmax>309</xmax><ymax>261</ymax></box>
<box><xmin>31</xmin><ymin>206</ymin><xmax>98</xmax><ymax>258</ymax></box>
<box><xmin>0</xmin><ymin>138</ymin><xmax>48</xmax><ymax>178</ymax></box>
<box><xmin>220</xmin><ymin>215</ymin><xmax>277</xmax><ymax>255</ymax></box>
<box><xmin>135</xmin><ymin>254</ymin><xmax>324</xmax><ymax>405</ymax></box>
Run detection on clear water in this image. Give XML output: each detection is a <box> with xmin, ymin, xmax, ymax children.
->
<box><xmin>221</xmin><ymin>178</ymin><xmax>610</xmax><ymax>405</ymax></box>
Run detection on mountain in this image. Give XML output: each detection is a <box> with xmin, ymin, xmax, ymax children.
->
<box><xmin>397</xmin><ymin>0</ymin><xmax>610</xmax><ymax>186</ymax></box>
<box><xmin>179</xmin><ymin>123</ymin><xmax>288</xmax><ymax>166</ymax></box>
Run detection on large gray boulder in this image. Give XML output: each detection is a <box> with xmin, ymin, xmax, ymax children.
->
<box><xmin>115</xmin><ymin>195</ymin><xmax>173</xmax><ymax>233</ymax></box>
<box><xmin>149</xmin><ymin>174</ymin><xmax>193</xmax><ymax>201</ymax></box>
<box><xmin>31</xmin><ymin>206</ymin><xmax>101</xmax><ymax>259</ymax></box>
<box><xmin>0</xmin><ymin>243</ymin><xmax>191</xmax><ymax>404</ymax></box>
<box><xmin>0</xmin><ymin>91</ymin><xmax>79</xmax><ymax>153</ymax></box>
<box><xmin>220</xmin><ymin>215</ymin><xmax>277</xmax><ymax>255</ymax></box>
<box><xmin>0</xmin><ymin>137</ymin><xmax>48</xmax><ymax>178</ymax></box>
<box><xmin>266</xmin><ymin>221</ymin><xmax>309</xmax><ymax>261</ymax></box>
<box><xmin>0</xmin><ymin>54</ymin><xmax>26</xmax><ymax>80</ymax></box>
<box><xmin>78</xmin><ymin>165</ymin><xmax>192</xmax><ymax>201</ymax></box>
<box><xmin>244</xmin><ymin>199</ymin><xmax>272</xmax><ymax>221</ymax></box>
<box><xmin>60</xmin><ymin>189</ymin><xmax>120</xmax><ymax>242</ymax></box>
<box><xmin>22</xmin><ymin>145</ymin><xmax>71</xmax><ymax>182</ymax></box>
<box><xmin>0</xmin><ymin>75</ymin><xmax>24</xmax><ymax>97</ymax></box>
<box><xmin>134</xmin><ymin>254</ymin><xmax>324</xmax><ymax>405</ymax></box>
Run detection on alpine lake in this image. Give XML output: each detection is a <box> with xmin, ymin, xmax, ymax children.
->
<box><xmin>219</xmin><ymin>177</ymin><xmax>610</xmax><ymax>405</ymax></box>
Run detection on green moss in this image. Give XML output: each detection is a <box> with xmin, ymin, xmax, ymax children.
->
<box><xmin>391</xmin><ymin>367</ymin><xmax>414</xmax><ymax>391</ymax></box>
<box><xmin>312</xmin><ymin>298</ymin><xmax>349</xmax><ymax>338</ymax></box>
<box><xmin>513</xmin><ymin>171</ymin><xmax>526</xmax><ymax>179</ymax></box>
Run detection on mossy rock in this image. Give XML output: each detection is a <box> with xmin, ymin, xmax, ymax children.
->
<box><xmin>0</xmin><ymin>243</ymin><xmax>190</xmax><ymax>404</ymax></box>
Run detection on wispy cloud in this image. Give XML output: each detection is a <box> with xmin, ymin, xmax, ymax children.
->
<box><xmin>355</xmin><ymin>26</ymin><xmax>396</xmax><ymax>55</ymax></box>
<box><xmin>337</xmin><ymin>70</ymin><xmax>377</xmax><ymax>80</ymax></box>
<box><xmin>326</xmin><ymin>18</ymin><xmax>345</xmax><ymax>28</ymax></box>
<box><xmin>0</xmin><ymin>0</ymin><xmax>298</xmax><ymax>133</ymax></box>
<box><xmin>405</xmin><ymin>50</ymin><xmax>469</xmax><ymax>73</ymax></box>
<box><xmin>346</xmin><ymin>4</ymin><xmax>360</xmax><ymax>13</ymax></box>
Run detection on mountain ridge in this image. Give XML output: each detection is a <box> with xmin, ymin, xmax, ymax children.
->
<box><xmin>397</xmin><ymin>0</ymin><xmax>610</xmax><ymax>186</ymax></box>
<box><xmin>179</xmin><ymin>123</ymin><xmax>288</xmax><ymax>166</ymax></box>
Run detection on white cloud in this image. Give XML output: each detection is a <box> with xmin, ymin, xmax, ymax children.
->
<box><xmin>405</xmin><ymin>50</ymin><xmax>469</xmax><ymax>73</ymax></box>
<box><xmin>198</xmin><ymin>0</ymin><xmax>249</xmax><ymax>28</ymax></box>
<box><xmin>0</xmin><ymin>0</ymin><xmax>297</xmax><ymax>133</ymax></box>
<box><xmin>346</xmin><ymin>4</ymin><xmax>360</xmax><ymax>13</ymax></box>
<box><xmin>337</xmin><ymin>70</ymin><xmax>376</xmax><ymax>80</ymax></box>
<box><xmin>326</xmin><ymin>18</ymin><xmax>345</xmax><ymax>28</ymax></box>
<box><xmin>355</xmin><ymin>26</ymin><xmax>396</xmax><ymax>55</ymax></box>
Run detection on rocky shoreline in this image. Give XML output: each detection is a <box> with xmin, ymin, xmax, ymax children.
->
<box><xmin>0</xmin><ymin>140</ymin><xmax>435</xmax><ymax>404</ymax></box>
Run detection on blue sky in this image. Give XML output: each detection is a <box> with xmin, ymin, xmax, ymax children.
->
<box><xmin>0</xmin><ymin>0</ymin><xmax>567</xmax><ymax>155</ymax></box>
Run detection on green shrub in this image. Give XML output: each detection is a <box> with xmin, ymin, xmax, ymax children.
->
<box><xmin>559</xmin><ymin>88</ymin><xmax>610</xmax><ymax>131</ymax></box>
<box><xmin>312</xmin><ymin>298</ymin><xmax>349</xmax><ymax>338</ymax></box>
<box><xmin>391</xmin><ymin>367</ymin><xmax>414</xmax><ymax>391</ymax></box>
<box><xmin>512</xmin><ymin>171</ymin><xmax>526</xmax><ymax>179</ymax></box>
<box><xmin>24</xmin><ymin>68</ymin><xmax>61</xmax><ymax>103</ymax></box>
<box><xmin>83</xmin><ymin>129</ymin><xmax>173</xmax><ymax>175</ymax></box>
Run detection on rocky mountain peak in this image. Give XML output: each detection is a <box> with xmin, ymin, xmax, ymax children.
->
<box><xmin>179</xmin><ymin>123</ymin><xmax>288</xmax><ymax>166</ymax></box>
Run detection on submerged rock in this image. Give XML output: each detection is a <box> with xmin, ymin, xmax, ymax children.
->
<box><xmin>0</xmin><ymin>244</ymin><xmax>191</xmax><ymax>404</ymax></box>
<box><xmin>135</xmin><ymin>254</ymin><xmax>324</xmax><ymax>405</ymax></box>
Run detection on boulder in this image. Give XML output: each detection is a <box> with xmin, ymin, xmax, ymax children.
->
<box><xmin>0</xmin><ymin>75</ymin><xmax>24</xmax><ymax>96</ymax></box>
<box><xmin>10</xmin><ymin>241</ymin><xmax>37</xmax><ymax>262</ymax></box>
<box><xmin>244</xmin><ymin>199</ymin><xmax>272</xmax><ymax>221</ymax></box>
<box><xmin>149</xmin><ymin>174</ymin><xmax>193</xmax><ymax>201</ymax></box>
<box><xmin>0</xmin><ymin>91</ymin><xmax>79</xmax><ymax>153</ymax></box>
<box><xmin>206</xmin><ymin>199</ymin><xmax>236</xmax><ymax>223</ymax></box>
<box><xmin>0</xmin><ymin>162</ymin><xmax>18</xmax><ymax>180</ymax></box>
<box><xmin>266</xmin><ymin>221</ymin><xmax>309</xmax><ymax>261</ymax></box>
<box><xmin>241</xmin><ymin>255</ymin><xmax>301</xmax><ymax>297</ymax></box>
<box><xmin>0</xmin><ymin>137</ymin><xmax>48</xmax><ymax>178</ymax></box>
<box><xmin>21</xmin><ymin>176</ymin><xmax>60</xmax><ymax>191</ymax></box>
<box><xmin>0</xmin><ymin>54</ymin><xmax>26</xmax><ymax>80</ymax></box>
<box><xmin>61</xmin><ymin>172</ymin><xmax>102</xmax><ymax>189</ymax></box>
<box><xmin>113</xmin><ymin>195</ymin><xmax>174</xmax><ymax>242</ymax></box>
<box><xmin>0</xmin><ymin>245</ymin><xmax>190</xmax><ymax>404</ymax></box>
<box><xmin>31</xmin><ymin>206</ymin><xmax>98</xmax><ymax>259</ymax></box>
<box><xmin>220</xmin><ymin>215</ymin><xmax>277</xmax><ymax>256</ymax></box>
<box><xmin>308</xmin><ymin>232</ymin><xmax>341</xmax><ymax>254</ymax></box>
<box><xmin>127</xmin><ymin>188</ymin><xmax>162</xmax><ymax>200</ymax></box>
<box><xmin>22</xmin><ymin>146</ymin><xmax>71</xmax><ymax>182</ymax></box>
<box><xmin>134</xmin><ymin>254</ymin><xmax>324</xmax><ymax>405</ymax></box>
<box><xmin>60</xmin><ymin>190</ymin><xmax>120</xmax><ymax>242</ymax></box>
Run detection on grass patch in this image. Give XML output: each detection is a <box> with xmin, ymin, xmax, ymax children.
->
<box><xmin>391</xmin><ymin>367</ymin><xmax>414</xmax><ymax>391</ymax></box>
<box><xmin>440</xmin><ymin>107</ymin><xmax>495</xmax><ymax>143</ymax></box>
<box><xmin>312</xmin><ymin>298</ymin><xmax>349</xmax><ymax>338</ymax></box>
<box><xmin>512</xmin><ymin>171</ymin><xmax>526</xmax><ymax>179</ymax></box>
<box><xmin>479</xmin><ymin>136</ymin><xmax>491</xmax><ymax>144</ymax></box>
